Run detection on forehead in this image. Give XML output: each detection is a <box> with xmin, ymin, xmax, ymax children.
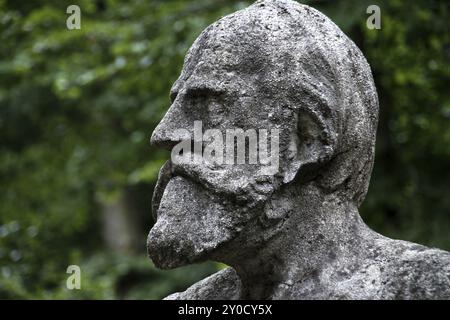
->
<box><xmin>172</xmin><ymin>17</ymin><xmax>276</xmax><ymax>95</ymax></box>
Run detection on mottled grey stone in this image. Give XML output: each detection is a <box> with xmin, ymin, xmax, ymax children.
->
<box><xmin>147</xmin><ymin>0</ymin><xmax>450</xmax><ymax>299</ymax></box>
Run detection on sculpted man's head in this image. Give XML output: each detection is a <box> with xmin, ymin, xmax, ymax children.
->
<box><xmin>147</xmin><ymin>0</ymin><xmax>378</xmax><ymax>271</ymax></box>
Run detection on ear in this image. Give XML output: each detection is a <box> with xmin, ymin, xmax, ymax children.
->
<box><xmin>282</xmin><ymin>110</ymin><xmax>335</xmax><ymax>184</ymax></box>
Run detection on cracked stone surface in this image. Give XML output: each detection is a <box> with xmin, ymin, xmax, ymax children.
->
<box><xmin>147</xmin><ymin>0</ymin><xmax>450</xmax><ymax>299</ymax></box>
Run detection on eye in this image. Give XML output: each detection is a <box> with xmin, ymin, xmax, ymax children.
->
<box><xmin>207</xmin><ymin>101</ymin><xmax>228</xmax><ymax>126</ymax></box>
<box><xmin>207</xmin><ymin>101</ymin><xmax>225</xmax><ymax>114</ymax></box>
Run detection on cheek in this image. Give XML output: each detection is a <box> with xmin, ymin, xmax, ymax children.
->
<box><xmin>147</xmin><ymin>176</ymin><xmax>254</xmax><ymax>269</ymax></box>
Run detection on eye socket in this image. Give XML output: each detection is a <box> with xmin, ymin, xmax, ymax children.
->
<box><xmin>178</xmin><ymin>86</ymin><xmax>229</xmax><ymax>121</ymax></box>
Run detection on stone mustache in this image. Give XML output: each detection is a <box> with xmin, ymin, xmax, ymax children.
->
<box><xmin>147</xmin><ymin>0</ymin><xmax>450</xmax><ymax>299</ymax></box>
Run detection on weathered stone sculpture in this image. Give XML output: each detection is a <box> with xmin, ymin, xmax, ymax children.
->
<box><xmin>147</xmin><ymin>0</ymin><xmax>450</xmax><ymax>299</ymax></box>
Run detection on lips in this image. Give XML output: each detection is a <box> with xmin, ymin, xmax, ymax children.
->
<box><xmin>151</xmin><ymin>160</ymin><xmax>174</xmax><ymax>221</ymax></box>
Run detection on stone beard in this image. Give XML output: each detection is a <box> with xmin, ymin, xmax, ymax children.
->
<box><xmin>147</xmin><ymin>0</ymin><xmax>450</xmax><ymax>299</ymax></box>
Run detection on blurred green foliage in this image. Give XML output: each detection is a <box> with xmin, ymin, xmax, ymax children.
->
<box><xmin>0</xmin><ymin>0</ymin><xmax>449</xmax><ymax>299</ymax></box>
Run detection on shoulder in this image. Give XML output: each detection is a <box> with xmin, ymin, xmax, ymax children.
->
<box><xmin>380</xmin><ymin>239</ymin><xmax>450</xmax><ymax>299</ymax></box>
<box><xmin>164</xmin><ymin>267</ymin><xmax>242</xmax><ymax>300</ymax></box>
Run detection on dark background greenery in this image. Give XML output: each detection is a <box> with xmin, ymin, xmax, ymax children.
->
<box><xmin>0</xmin><ymin>0</ymin><xmax>449</xmax><ymax>299</ymax></box>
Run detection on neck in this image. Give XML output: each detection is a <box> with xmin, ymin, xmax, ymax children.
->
<box><xmin>225</xmin><ymin>184</ymin><xmax>373</xmax><ymax>299</ymax></box>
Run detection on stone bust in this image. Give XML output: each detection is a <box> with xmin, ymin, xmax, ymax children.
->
<box><xmin>147</xmin><ymin>0</ymin><xmax>450</xmax><ymax>299</ymax></box>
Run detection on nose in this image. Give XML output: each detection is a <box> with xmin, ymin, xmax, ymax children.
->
<box><xmin>151</xmin><ymin>122</ymin><xmax>180</xmax><ymax>151</ymax></box>
<box><xmin>151</xmin><ymin>103</ymin><xmax>191</xmax><ymax>151</ymax></box>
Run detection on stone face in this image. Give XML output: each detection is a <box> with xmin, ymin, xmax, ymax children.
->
<box><xmin>147</xmin><ymin>0</ymin><xmax>450</xmax><ymax>299</ymax></box>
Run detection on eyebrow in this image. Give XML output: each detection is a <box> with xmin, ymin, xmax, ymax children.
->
<box><xmin>170</xmin><ymin>84</ymin><xmax>226</xmax><ymax>103</ymax></box>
